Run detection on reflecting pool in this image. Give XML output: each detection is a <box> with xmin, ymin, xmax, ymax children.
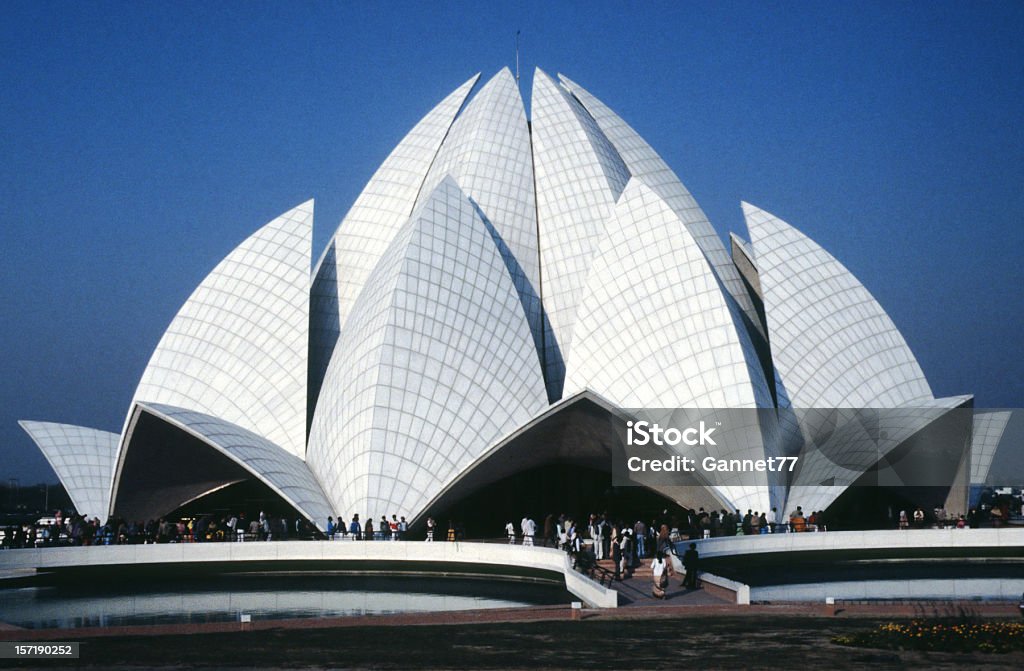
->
<box><xmin>0</xmin><ymin>574</ymin><xmax>572</xmax><ymax>629</ymax></box>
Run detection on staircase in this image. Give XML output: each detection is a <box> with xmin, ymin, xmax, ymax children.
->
<box><xmin>592</xmin><ymin>557</ymin><xmax>728</xmax><ymax>606</ymax></box>
<box><xmin>594</xmin><ymin>558</ymin><xmax>657</xmax><ymax>604</ymax></box>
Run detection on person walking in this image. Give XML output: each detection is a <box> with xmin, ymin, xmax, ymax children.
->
<box><xmin>568</xmin><ymin>527</ymin><xmax>581</xmax><ymax>565</ymax></box>
<box><xmin>682</xmin><ymin>542</ymin><xmax>699</xmax><ymax>589</ymax></box>
<box><xmin>589</xmin><ymin>515</ymin><xmax>604</xmax><ymax>560</ymax></box>
<box><xmin>610</xmin><ymin>526</ymin><xmax>621</xmax><ymax>581</ymax></box>
<box><xmin>520</xmin><ymin>516</ymin><xmax>534</xmax><ymax>546</ymax></box>
<box><xmin>634</xmin><ymin>520</ymin><xmax>646</xmax><ymax>558</ymax></box>
<box><xmin>651</xmin><ymin>551</ymin><xmax>673</xmax><ymax>599</ymax></box>
<box><xmin>619</xmin><ymin>529</ymin><xmax>633</xmax><ymax>579</ymax></box>
<box><xmin>657</xmin><ymin>523</ymin><xmax>671</xmax><ymax>555</ymax></box>
<box><xmin>425</xmin><ymin>516</ymin><xmax>435</xmax><ymax>541</ymax></box>
<box><xmin>505</xmin><ymin>521</ymin><xmax>516</xmax><ymax>544</ymax></box>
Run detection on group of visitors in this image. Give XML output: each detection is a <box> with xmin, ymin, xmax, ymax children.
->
<box><xmin>325</xmin><ymin>513</ymin><xmax>411</xmax><ymax>541</ymax></box>
<box><xmin>977</xmin><ymin>489</ymin><xmax>1024</xmax><ymax>526</ymax></box>
<box><xmin>897</xmin><ymin>503</ymin><xmax>1017</xmax><ymax>530</ymax></box>
<box><xmin>1</xmin><ymin>510</ymin><xmax>106</xmax><ymax>548</ymax></box>
<box><xmin>499</xmin><ymin>512</ymin><xmax>680</xmax><ymax>580</ymax></box>
<box><xmin>0</xmin><ymin>509</ymin><xmax>325</xmax><ymax>548</ymax></box>
<box><xmin>786</xmin><ymin>507</ymin><xmax>827</xmax><ymax>533</ymax></box>
<box><xmin>497</xmin><ymin>506</ymin><xmax>830</xmax><ymax>562</ymax></box>
<box><xmin>217</xmin><ymin>511</ymin><xmax>303</xmax><ymax>541</ymax></box>
<box><xmin>606</xmin><ymin>522</ymin><xmax>659</xmax><ymax>580</ymax></box>
<box><xmin>13</xmin><ymin>492</ymin><xmax>1020</xmax><ymax>552</ymax></box>
<box><xmin>667</xmin><ymin>505</ymin><xmax>828</xmax><ymax>539</ymax></box>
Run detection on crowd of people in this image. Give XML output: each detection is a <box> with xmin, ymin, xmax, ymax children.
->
<box><xmin>323</xmin><ymin>515</ymin><xmax>476</xmax><ymax>542</ymax></box>
<box><xmin>324</xmin><ymin>513</ymin><xmax>414</xmax><ymax>541</ymax></box>
<box><xmin>897</xmin><ymin>503</ymin><xmax>1022</xmax><ymax>530</ymax></box>
<box><xmin>6</xmin><ymin>493</ymin><xmax>1021</xmax><ymax>551</ymax></box>
<box><xmin>0</xmin><ymin>510</ymin><xmax>318</xmax><ymax>548</ymax></box>
<box><xmin>500</xmin><ymin>512</ymin><xmax>678</xmax><ymax>581</ymax></box>
<box><xmin>501</xmin><ymin>506</ymin><xmax>829</xmax><ymax>554</ymax></box>
<box><xmin>500</xmin><ymin>511</ymin><xmax>706</xmax><ymax>596</ymax></box>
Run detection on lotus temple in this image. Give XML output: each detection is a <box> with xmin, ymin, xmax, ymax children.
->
<box><xmin>19</xmin><ymin>67</ymin><xmax>1017</xmax><ymax>534</ymax></box>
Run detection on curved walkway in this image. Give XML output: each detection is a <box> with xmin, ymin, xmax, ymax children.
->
<box><xmin>684</xmin><ymin>527</ymin><xmax>1024</xmax><ymax>559</ymax></box>
<box><xmin>0</xmin><ymin>540</ymin><xmax>617</xmax><ymax>608</ymax></box>
<box><xmin>677</xmin><ymin>528</ymin><xmax>1024</xmax><ymax>602</ymax></box>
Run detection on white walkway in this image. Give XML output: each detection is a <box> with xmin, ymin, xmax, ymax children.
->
<box><xmin>687</xmin><ymin>527</ymin><xmax>1024</xmax><ymax>558</ymax></box>
<box><xmin>681</xmin><ymin>528</ymin><xmax>1024</xmax><ymax>603</ymax></box>
<box><xmin>0</xmin><ymin>540</ymin><xmax>618</xmax><ymax>608</ymax></box>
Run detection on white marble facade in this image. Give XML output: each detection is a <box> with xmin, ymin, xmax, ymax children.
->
<box><xmin>22</xmin><ymin>69</ymin><xmax>983</xmax><ymax>529</ymax></box>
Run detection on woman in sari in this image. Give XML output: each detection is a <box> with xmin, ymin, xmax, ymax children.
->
<box><xmin>651</xmin><ymin>551</ymin><xmax>673</xmax><ymax>599</ymax></box>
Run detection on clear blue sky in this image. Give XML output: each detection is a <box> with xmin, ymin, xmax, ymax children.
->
<box><xmin>2</xmin><ymin>1</ymin><xmax>1022</xmax><ymax>484</ymax></box>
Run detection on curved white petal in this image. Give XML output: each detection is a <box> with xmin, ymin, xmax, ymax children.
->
<box><xmin>129</xmin><ymin>201</ymin><xmax>313</xmax><ymax>458</ymax></box>
<box><xmin>531</xmin><ymin>68</ymin><xmax>631</xmax><ymax>398</ymax></box>
<box><xmin>564</xmin><ymin>178</ymin><xmax>775</xmax><ymax>513</ymax></box>
<box><xmin>414</xmin><ymin>68</ymin><xmax>545</xmax><ymax>389</ymax></box>
<box><xmin>566</xmin><ymin>179</ymin><xmax>772</xmax><ymax>409</ymax></box>
<box><xmin>112</xmin><ymin>403</ymin><xmax>334</xmax><ymax>529</ymax></box>
<box><xmin>308</xmin><ymin>74</ymin><xmax>480</xmax><ymax>415</ymax></box>
<box><xmin>971</xmin><ymin>410</ymin><xmax>1012</xmax><ymax>485</ymax></box>
<box><xmin>19</xmin><ymin>421</ymin><xmax>118</xmax><ymax>520</ymax></box>
<box><xmin>307</xmin><ymin>177</ymin><xmax>548</xmax><ymax>520</ymax></box>
<box><xmin>744</xmin><ymin>202</ymin><xmax>933</xmax><ymax>408</ymax></box>
<box><xmin>559</xmin><ymin>73</ymin><xmax>764</xmax><ymax>337</ymax></box>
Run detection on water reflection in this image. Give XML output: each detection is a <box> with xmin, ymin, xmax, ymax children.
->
<box><xmin>0</xmin><ymin>575</ymin><xmax>571</xmax><ymax>629</ymax></box>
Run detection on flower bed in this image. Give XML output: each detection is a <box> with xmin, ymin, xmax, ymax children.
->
<box><xmin>833</xmin><ymin>620</ymin><xmax>1024</xmax><ymax>654</ymax></box>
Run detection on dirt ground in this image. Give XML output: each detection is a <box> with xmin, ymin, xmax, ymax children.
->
<box><xmin>4</xmin><ymin>613</ymin><xmax>1023</xmax><ymax>670</ymax></box>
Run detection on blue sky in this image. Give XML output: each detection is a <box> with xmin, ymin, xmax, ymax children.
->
<box><xmin>2</xmin><ymin>1</ymin><xmax>1022</xmax><ymax>483</ymax></box>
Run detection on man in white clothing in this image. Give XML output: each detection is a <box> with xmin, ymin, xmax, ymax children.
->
<box><xmin>521</xmin><ymin>516</ymin><xmax>535</xmax><ymax>546</ymax></box>
<box><xmin>589</xmin><ymin>515</ymin><xmax>604</xmax><ymax>560</ymax></box>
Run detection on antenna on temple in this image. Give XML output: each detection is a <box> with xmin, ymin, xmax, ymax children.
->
<box><xmin>515</xmin><ymin>30</ymin><xmax>521</xmax><ymax>84</ymax></box>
